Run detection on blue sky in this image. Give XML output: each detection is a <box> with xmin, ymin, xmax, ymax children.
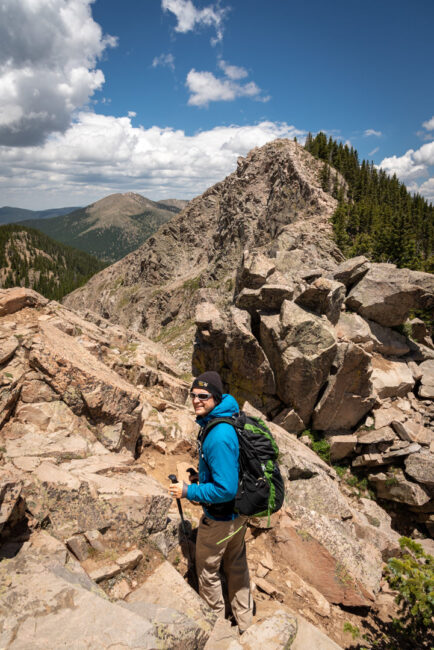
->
<box><xmin>0</xmin><ymin>0</ymin><xmax>433</xmax><ymax>209</ymax></box>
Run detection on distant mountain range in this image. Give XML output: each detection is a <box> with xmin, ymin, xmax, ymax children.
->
<box><xmin>0</xmin><ymin>206</ymin><xmax>81</xmax><ymax>225</ymax></box>
<box><xmin>15</xmin><ymin>193</ymin><xmax>189</xmax><ymax>263</ymax></box>
<box><xmin>0</xmin><ymin>223</ymin><xmax>105</xmax><ymax>301</ymax></box>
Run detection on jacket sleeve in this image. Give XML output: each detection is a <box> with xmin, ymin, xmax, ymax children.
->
<box><xmin>186</xmin><ymin>423</ymin><xmax>239</xmax><ymax>504</ymax></box>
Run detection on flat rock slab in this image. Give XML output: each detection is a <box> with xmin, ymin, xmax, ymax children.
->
<box><xmin>419</xmin><ymin>359</ymin><xmax>434</xmax><ymax>399</ymax></box>
<box><xmin>369</xmin><ymin>470</ymin><xmax>431</xmax><ymax>506</ymax></box>
<box><xmin>0</xmin><ymin>287</ymin><xmax>48</xmax><ymax>317</ymax></box>
<box><xmin>240</xmin><ymin>609</ymin><xmax>297</xmax><ymax>649</ymax></box>
<box><xmin>126</xmin><ymin>560</ymin><xmax>217</xmax><ymax>641</ymax></box>
<box><xmin>371</xmin><ymin>356</ymin><xmax>414</xmax><ymax>399</ymax></box>
<box><xmin>29</xmin><ymin>322</ymin><xmax>142</xmax><ymax>453</ymax></box>
<box><xmin>89</xmin><ymin>563</ymin><xmax>121</xmax><ymax>583</ymax></box>
<box><xmin>291</xmin><ymin>613</ymin><xmax>344</xmax><ymax>650</ymax></box>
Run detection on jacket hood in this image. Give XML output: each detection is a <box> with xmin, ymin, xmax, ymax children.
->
<box><xmin>196</xmin><ymin>393</ymin><xmax>239</xmax><ymax>427</ymax></box>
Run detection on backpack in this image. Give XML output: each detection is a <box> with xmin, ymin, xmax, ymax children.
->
<box><xmin>198</xmin><ymin>411</ymin><xmax>285</xmax><ymax>524</ymax></box>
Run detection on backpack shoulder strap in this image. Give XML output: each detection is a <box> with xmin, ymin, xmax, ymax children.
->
<box><xmin>199</xmin><ymin>416</ymin><xmax>239</xmax><ymax>446</ymax></box>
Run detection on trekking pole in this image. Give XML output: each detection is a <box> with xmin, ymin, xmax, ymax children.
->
<box><xmin>168</xmin><ymin>474</ymin><xmax>193</xmax><ymax>564</ymax></box>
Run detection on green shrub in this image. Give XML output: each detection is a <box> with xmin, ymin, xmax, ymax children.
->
<box><xmin>384</xmin><ymin>537</ymin><xmax>434</xmax><ymax>644</ymax></box>
<box><xmin>301</xmin><ymin>429</ymin><xmax>330</xmax><ymax>463</ymax></box>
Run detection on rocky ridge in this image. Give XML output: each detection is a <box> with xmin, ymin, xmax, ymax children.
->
<box><xmin>0</xmin><ymin>287</ymin><xmax>422</xmax><ymax>649</ymax></box>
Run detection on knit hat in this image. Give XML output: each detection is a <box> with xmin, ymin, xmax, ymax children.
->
<box><xmin>191</xmin><ymin>371</ymin><xmax>223</xmax><ymax>403</ymax></box>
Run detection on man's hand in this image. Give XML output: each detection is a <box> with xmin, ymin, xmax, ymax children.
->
<box><xmin>168</xmin><ymin>481</ymin><xmax>187</xmax><ymax>499</ymax></box>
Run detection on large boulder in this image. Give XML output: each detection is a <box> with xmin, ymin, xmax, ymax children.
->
<box><xmin>193</xmin><ymin>303</ymin><xmax>276</xmax><ymax>410</ymax></box>
<box><xmin>29</xmin><ymin>322</ymin><xmax>142</xmax><ymax>453</ymax></box>
<box><xmin>0</xmin><ymin>287</ymin><xmax>48</xmax><ymax>316</ymax></box>
<box><xmin>346</xmin><ymin>264</ymin><xmax>428</xmax><ymax>327</ymax></box>
<box><xmin>418</xmin><ymin>359</ymin><xmax>434</xmax><ymax>399</ymax></box>
<box><xmin>295</xmin><ymin>277</ymin><xmax>346</xmax><ymax>325</ymax></box>
<box><xmin>404</xmin><ymin>452</ymin><xmax>434</xmax><ymax>491</ymax></box>
<box><xmin>312</xmin><ymin>342</ymin><xmax>375</xmax><ymax>431</ymax></box>
<box><xmin>239</xmin><ymin>610</ymin><xmax>297</xmax><ymax>649</ymax></box>
<box><xmin>371</xmin><ymin>356</ymin><xmax>415</xmax><ymax>399</ymax></box>
<box><xmin>331</xmin><ymin>256</ymin><xmax>370</xmax><ymax>288</ymax></box>
<box><xmin>0</xmin><ymin>532</ymin><xmax>207</xmax><ymax>650</ymax></box>
<box><xmin>260</xmin><ymin>301</ymin><xmax>337</xmax><ymax>423</ymax></box>
<box><xmin>369</xmin><ymin>469</ymin><xmax>431</xmax><ymax>506</ymax></box>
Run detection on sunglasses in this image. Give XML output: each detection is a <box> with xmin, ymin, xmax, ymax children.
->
<box><xmin>190</xmin><ymin>391</ymin><xmax>213</xmax><ymax>401</ymax></box>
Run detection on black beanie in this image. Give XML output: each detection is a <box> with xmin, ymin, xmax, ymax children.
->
<box><xmin>191</xmin><ymin>371</ymin><xmax>223</xmax><ymax>403</ymax></box>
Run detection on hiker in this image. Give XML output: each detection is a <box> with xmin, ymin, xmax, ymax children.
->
<box><xmin>168</xmin><ymin>370</ymin><xmax>253</xmax><ymax>633</ymax></box>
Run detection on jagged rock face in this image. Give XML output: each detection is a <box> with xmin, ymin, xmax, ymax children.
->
<box><xmin>63</xmin><ymin>139</ymin><xmax>343</xmax><ymax>339</ymax></box>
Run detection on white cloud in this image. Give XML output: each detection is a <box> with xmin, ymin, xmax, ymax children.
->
<box><xmin>364</xmin><ymin>129</ymin><xmax>382</xmax><ymax>137</ymax></box>
<box><xmin>218</xmin><ymin>59</ymin><xmax>247</xmax><ymax>80</ymax></box>
<box><xmin>379</xmin><ymin>139</ymin><xmax>434</xmax><ymax>182</ymax></box>
<box><xmin>128</xmin><ymin>111</ymin><xmax>136</xmax><ymax>118</ymax></box>
<box><xmin>152</xmin><ymin>53</ymin><xmax>175</xmax><ymax>70</ymax></box>
<box><xmin>368</xmin><ymin>147</ymin><xmax>379</xmax><ymax>156</ymax></box>
<box><xmin>0</xmin><ymin>0</ymin><xmax>117</xmax><ymax>146</ymax></box>
<box><xmin>186</xmin><ymin>68</ymin><xmax>265</xmax><ymax>107</ymax></box>
<box><xmin>422</xmin><ymin>116</ymin><xmax>434</xmax><ymax>131</ymax></box>
<box><xmin>161</xmin><ymin>0</ymin><xmax>227</xmax><ymax>44</ymax></box>
<box><xmin>416</xmin><ymin>178</ymin><xmax>434</xmax><ymax>201</ymax></box>
<box><xmin>0</xmin><ymin>112</ymin><xmax>304</xmax><ymax>208</ymax></box>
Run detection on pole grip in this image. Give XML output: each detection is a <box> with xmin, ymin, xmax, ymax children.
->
<box><xmin>168</xmin><ymin>474</ymin><xmax>178</xmax><ymax>484</ymax></box>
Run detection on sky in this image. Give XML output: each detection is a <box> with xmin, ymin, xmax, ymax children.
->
<box><xmin>0</xmin><ymin>0</ymin><xmax>433</xmax><ymax>210</ymax></box>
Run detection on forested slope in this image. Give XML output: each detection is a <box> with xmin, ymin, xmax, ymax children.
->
<box><xmin>304</xmin><ymin>132</ymin><xmax>433</xmax><ymax>272</ymax></box>
<box><xmin>0</xmin><ymin>224</ymin><xmax>105</xmax><ymax>300</ymax></box>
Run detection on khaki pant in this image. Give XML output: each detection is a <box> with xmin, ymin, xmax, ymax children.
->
<box><xmin>195</xmin><ymin>514</ymin><xmax>252</xmax><ymax>632</ymax></box>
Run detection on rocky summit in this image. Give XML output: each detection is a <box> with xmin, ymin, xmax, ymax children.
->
<box><xmin>1</xmin><ymin>138</ymin><xmax>434</xmax><ymax>649</ymax></box>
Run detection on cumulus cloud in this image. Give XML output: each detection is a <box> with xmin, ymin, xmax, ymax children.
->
<box><xmin>0</xmin><ymin>113</ymin><xmax>304</xmax><ymax>207</ymax></box>
<box><xmin>0</xmin><ymin>0</ymin><xmax>116</xmax><ymax>147</ymax></box>
<box><xmin>422</xmin><ymin>116</ymin><xmax>434</xmax><ymax>131</ymax></box>
<box><xmin>379</xmin><ymin>140</ymin><xmax>434</xmax><ymax>182</ymax></box>
<box><xmin>218</xmin><ymin>59</ymin><xmax>247</xmax><ymax>80</ymax></box>
<box><xmin>186</xmin><ymin>69</ymin><xmax>263</xmax><ymax>106</ymax></box>
<box><xmin>152</xmin><ymin>53</ymin><xmax>175</xmax><ymax>70</ymax></box>
<box><xmin>364</xmin><ymin>129</ymin><xmax>382</xmax><ymax>137</ymax></box>
<box><xmin>161</xmin><ymin>0</ymin><xmax>227</xmax><ymax>44</ymax></box>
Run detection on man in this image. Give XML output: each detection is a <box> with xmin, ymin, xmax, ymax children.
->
<box><xmin>168</xmin><ymin>371</ymin><xmax>253</xmax><ymax>633</ymax></box>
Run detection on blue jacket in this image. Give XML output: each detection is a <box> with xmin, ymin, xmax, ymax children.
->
<box><xmin>186</xmin><ymin>394</ymin><xmax>239</xmax><ymax>520</ymax></box>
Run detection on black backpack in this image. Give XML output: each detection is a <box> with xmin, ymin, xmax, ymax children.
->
<box><xmin>198</xmin><ymin>411</ymin><xmax>285</xmax><ymax>524</ymax></box>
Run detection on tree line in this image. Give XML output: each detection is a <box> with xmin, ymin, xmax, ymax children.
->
<box><xmin>0</xmin><ymin>224</ymin><xmax>105</xmax><ymax>301</ymax></box>
<box><xmin>304</xmin><ymin>132</ymin><xmax>433</xmax><ymax>272</ymax></box>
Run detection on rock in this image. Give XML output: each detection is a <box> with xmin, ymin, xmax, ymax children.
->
<box><xmin>381</xmin><ymin>442</ymin><xmax>421</xmax><ymax>462</ymax></box>
<box><xmin>328</xmin><ymin>435</ymin><xmax>357</xmax><ymax>461</ymax></box>
<box><xmin>405</xmin><ymin>453</ymin><xmax>434</xmax><ymax>490</ymax></box>
<box><xmin>371</xmin><ymin>356</ymin><xmax>415</xmax><ymax>399</ymax></box>
<box><xmin>408</xmin><ymin>318</ymin><xmax>432</xmax><ymax>346</ymax></box>
<box><xmin>84</xmin><ymin>529</ymin><xmax>108</xmax><ymax>552</ymax></box>
<box><xmin>204</xmin><ymin>618</ymin><xmax>242</xmax><ymax>649</ymax></box>
<box><xmin>335</xmin><ymin>312</ymin><xmax>372</xmax><ymax>345</ymax></box>
<box><xmin>295</xmin><ymin>277</ymin><xmax>346</xmax><ymax>325</ymax></box>
<box><xmin>126</xmin><ymin>560</ymin><xmax>217</xmax><ymax>642</ymax></box>
<box><xmin>273</xmin><ymin>407</ymin><xmax>305</xmax><ymax>434</ymax></box>
<box><xmin>116</xmin><ymin>549</ymin><xmax>143</xmax><ymax>571</ymax></box>
<box><xmin>352</xmin><ymin>453</ymin><xmax>384</xmax><ymax>468</ymax></box>
<box><xmin>111</xmin><ymin>578</ymin><xmax>131</xmax><ymax>600</ymax></box>
<box><xmin>357</xmin><ymin>426</ymin><xmax>396</xmax><ymax>445</ymax></box>
<box><xmin>273</xmin><ymin>517</ymin><xmax>377</xmax><ymax>606</ymax></box>
<box><xmin>237</xmin><ymin>250</ymin><xmax>276</xmax><ymax>291</ymax></box>
<box><xmin>0</xmin><ymin>337</ymin><xmax>18</xmax><ymax>364</ymax></box>
<box><xmin>284</xmin><ymin>474</ymin><xmax>353</xmax><ymax>521</ymax></box>
<box><xmin>332</xmin><ymin>256</ymin><xmax>370</xmax><ymax>288</ymax></box>
<box><xmin>366</xmin><ymin>319</ymin><xmax>410</xmax><ymax>357</ymax></box>
<box><xmin>0</xmin><ymin>471</ymin><xmax>23</xmax><ymax>535</ymax></box>
<box><xmin>345</xmin><ymin>263</ymin><xmax>426</xmax><ymax>327</ymax></box>
<box><xmin>239</xmin><ymin>610</ymin><xmax>297</xmax><ymax>649</ymax></box>
<box><xmin>236</xmin><ymin>284</ymin><xmax>295</xmax><ymax>313</ymax></box>
<box><xmin>285</xmin><ymin>566</ymin><xmax>331</xmax><ymax>617</ymax></box>
<box><xmin>0</xmin><ymin>287</ymin><xmax>48</xmax><ymax>316</ymax></box>
<box><xmin>291</xmin><ymin>614</ymin><xmax>344</xmax><ymax>650</ymax></box>
<box><xmin>392</xmin><ymin>419</ymin><xmax>434</xmax><ymax>446</ymax></box>
<box><xmin>255</xmin><ymin>577</ymin><xmax>282</xmax><ymax>599</ymax></box>
<box><xmin>89</xmin><ymin>563</ymin><xmax>122</xmax><ymax>582</ymax></box>
<box><xmin>419</xmin><ymin>359</ymin><xmax>434</xmax><ymax>399</ymax></box>
<box><xmin>312</xmin><ymin>342</ymin><xmax>375</xmax><ymax>430</ymax></box>
<box><xmin>0</xmin><ymin>531</ymin><xmax>197</xmax><ymax>649</ymax></box>
<box><xmin>66</xmin><ymin>534</ymin><xmax>89</xmax><ymax>561</ymax></box>
<box><xmin>260</xmin><ymin>301</ymin><xmax>337</xmax><ymax>424</ymax></box>
<box><xmin>369</xmin><ymin>469</ymin><xmax>431</xmax><ymax>506</ymax></box>
<box><xmin>194</xmin><ymin>305</ymin><xmax>276</xmax><ymax>410</ymax></box>
<box><xmin>351</xmin><ymin>498</ymin><xmax>401</xmax><ymax>561</ymax></box>
<box><xmin>373</xmin><ymin>404</ymin><xmax>406</xmax><ymax>429</ymax></box>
